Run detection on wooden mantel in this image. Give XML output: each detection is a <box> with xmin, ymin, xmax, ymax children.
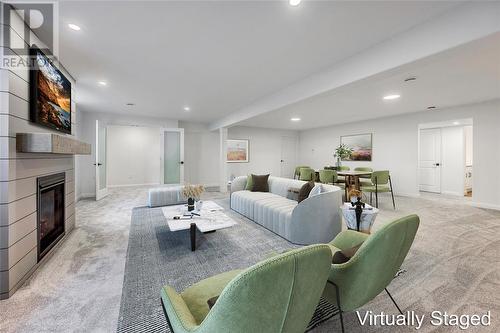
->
<box><xmin>16</xmin><ymin>133</ymin><xmax>91</xmax><ymax>155</ymax></box>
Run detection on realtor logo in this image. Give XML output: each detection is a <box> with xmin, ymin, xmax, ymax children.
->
<box><xmin>2</xmin><ymin>1</ymin><xmax>58</xmax><ymax>69</ymax></box>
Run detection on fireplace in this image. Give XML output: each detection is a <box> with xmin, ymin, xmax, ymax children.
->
<box><xmin>37</xmin><ymin>173</ymin><xmax>65</xmax><ymax>261</ymax></box>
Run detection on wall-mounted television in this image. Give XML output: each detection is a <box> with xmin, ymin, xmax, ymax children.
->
<box><xmin>30</xmin><ymin>46</ymin><xmax>72</xmax><ymax>134</ymax></box>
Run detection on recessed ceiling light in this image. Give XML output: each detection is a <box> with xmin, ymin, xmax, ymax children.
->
<box><xmin>126</xmin><ymin>103</ymin><xmax>135</xmax><ymax>106</ymax></box>
<box><xmin>404</xmin><ymin>76</ymin><xmax>417</xmax><ymax>82</ymax></box>
<box><xmin>291</xmin><ymin>117</ymin><xmax>301</xmax><ymax>122</ymax></box>
<box><xmin>427</xmin><ymin>106</ymin><xmax>437</xmax><ymax>110</ymax></box>
<box><xmin>98</xmin><ymin>81</ymin><xmax>107</xmax><ymax>86</ymax></box>
<box><xmin>453</xmin><ymin>121</ymin><xmax>460</xmax><ymax>125</ymax></box>
<box><xmin>183</xmin><ymin>106</ymin><xmax>191</xmax><ymax>112</ymax></box>
<box><xmin>289</xmin><ymin>0</ymin><xmax>302</xmax><ymax>6</ymax></box>
<box><xmin>68</xmin><ymin>23</ymin><xmax>81</xmax><ymax>31</ymax></box>
<box><xmin>383</xmin><ymin>94</ymin><xmax>400</xmax><ymax>100</ymax></box>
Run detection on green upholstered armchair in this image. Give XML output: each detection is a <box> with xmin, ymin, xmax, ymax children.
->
<box><xmin>294</xmin><ymin>165</ymin><xmax>310</xmax><ymax>179</ymax></box>
<box><xmin>360</xmin><ymin>170</ymin><xmax>395</xmax><ymax>209</ymax></box>
<box><xmin>299</xmin><ymin>167</ymin><xmax>315</xmax><ymax>181</ymax></box>
<box><xmin>161</xmin><ymin>244</ymin><xmax>333</xmax><ymax>333</ymax></box>
<box><xmin>323</xmin><ymin>215</ymin><xmax>419</xmax><ymax>332</ymax></box>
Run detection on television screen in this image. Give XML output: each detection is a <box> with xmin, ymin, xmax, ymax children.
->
<box><xmin>30</xmin><ymin>46</ymin><xmax>71</xmax><ymax>134</ymax></box>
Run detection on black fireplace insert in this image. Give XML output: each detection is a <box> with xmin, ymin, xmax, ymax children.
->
<box><xmin>37</xmin><ymin>172</ymin><xmax>65</xmax><ymax>261</ymax></box>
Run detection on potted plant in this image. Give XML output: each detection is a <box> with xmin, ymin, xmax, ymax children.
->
<box><xmin>334</xmin><ymin>144</ymin><xmax>353</xmax><ymax>167</ymax></box>
<box><xmin>182</xmin><ymin>184</ymin><xmax>205</xmax><ymax>211</ymax></box>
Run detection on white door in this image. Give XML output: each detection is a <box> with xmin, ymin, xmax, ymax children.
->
<box><xmin>160</xmin><ymin>128</ymin><xmax>184</xmax><ymax>184</ymax></box>
<box><xmin>419</xmin><ymin>128</ymin><xmax>442</xmax><ymax>193</ymax></box>
<box><xmin>280</xmin><ymin>136</ymin><xmax>297</xmax><ymax>178</ymax></box>
<box><xmin>95</xmin><ymin>119</ymin><xmax>108</xmax><ymax>200</ymax></box>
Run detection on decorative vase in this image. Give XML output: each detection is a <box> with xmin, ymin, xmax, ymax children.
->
<box><xmin>336</xmin><ymin>157</ymin><xmax>342</xmax><ymax>167</ymax></box>
<box><xmin>195</xmin><ymin>200</ymin><xmax>203</xmax><ymax>211</ymax></box>
<box><xmin>187</xmin><ymin>197</ymin><xmax>195</xmax><ymax>211</ymax></box>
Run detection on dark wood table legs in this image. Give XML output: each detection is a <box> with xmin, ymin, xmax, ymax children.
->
<box><xmin>189</xmin><ymin>223</ymin><xmax>216</xmax><ymax>252</ymax></box>
<box><xmin>344</xmin><ymin>175</ymin><xmax>362</xmax><ymax>200</ymax></box>
<box><xmin>190</xmin><ymin>223</ymin><xmax>196</xmax><ymax>251</ymax></box>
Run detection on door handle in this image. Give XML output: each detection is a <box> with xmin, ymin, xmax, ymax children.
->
<box><xmin>434</xmin><ymin>163</ymin><xmax>440</xmax><ymax>166</ymax></box>
<box><xmin>93</xmin><ymin>163</ymin><xmax>102</xmax><ymax>166</ymax></box>
<box><xmin>180</xmin><ymin>161</ymin><xmax>184</xmax><ymax>165</ymax></box>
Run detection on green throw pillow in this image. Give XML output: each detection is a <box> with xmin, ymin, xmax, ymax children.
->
<box><xmin>245</xmin><ymin>174</ymin><xmax>254</xmax><ymax>190</ymax></box>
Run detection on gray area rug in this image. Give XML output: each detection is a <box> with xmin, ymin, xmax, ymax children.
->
<box><xmin>117</xmin><ymin>203</ymin><xmax>338</xmax><ymax>333</ymax></box>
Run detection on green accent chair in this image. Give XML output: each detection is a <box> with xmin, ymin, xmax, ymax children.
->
<box><xmin>360</xmin><ymin>170</ymin><xmax>395</xmax><ymax>209</ymax></box>
<box><xmin>294</xmin><ymin>165</ymin><xmax>310</xmax><ymax>179</ymax></box>
<box><xmin>323</xmin><ymin>215</ymin><xmax>420</xmax><ymax>332</ymax></box>
<box><xmin>318</xmin><ymin>169</ymin><xmax>337</xmax><ymax>184</ymax></box>
<box><xmin>299</xmin><ymin>167</ymin><xmax>315</xmax><ymax>181</ymax></box>
<box><xmin>161</xmin><ymin>245</ymin><xmax>333</xmax><ymax>333</ymax></box>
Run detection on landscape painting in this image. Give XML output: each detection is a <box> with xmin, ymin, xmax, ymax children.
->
<box><xmin>227</xmin><ymin>139</ymin><xmax>249</xmax><ymax>162</ymax></box>
<box><xmin>341</xmin><ymin>133</ymin><xmax>372</xmax><ymax>161</ymax></box>
<box><xmin>30</xmin><ymin>47</ymin><xmax>72</xmax><ymax>134</ymax></box>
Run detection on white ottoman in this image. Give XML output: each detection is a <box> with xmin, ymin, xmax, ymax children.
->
<box><xmin>148</xmin><ymin>186</ymin><xmax>187</xmax><ymax>207</ymax></box>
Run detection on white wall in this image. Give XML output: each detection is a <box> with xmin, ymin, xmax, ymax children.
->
<box><xmin>464</xmin><ymin>125</ymin><xmax>473</xmax><ymax>166</ymax></box>
<box><xmin>179</xmin><ymin>121</ymin><xmax>219</xmax><ymax>187</ymax></box>
<box><xmin>298</xmin><ymin>99</ymin><xmax>500</xmax><ymax>209</ymax></box>
<box><xmin>76</xmin><ymin>111</ymin><xmax>177</xmax><ymax>198</ymax></box>
<box><xmin>440</xmin><ymin>126</ymin><xmax>465</xmax><ymax>196</ymax></box>
<box><xmin>227</xmin><ymin>126</ymin><xmax>299</xmax><ymax>179</ymax></box>
<box><xmin>106</xmin><ymin>125</ymin><xmax>161</xmax><ymax>187</ymax></box>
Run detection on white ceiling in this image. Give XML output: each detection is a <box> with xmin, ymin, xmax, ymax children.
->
<box><xmin>237</xmin><ymin>32</ymin><xmax>500</xmax><ymax>130</ymax></box>
<box><xmin>57</xmin><ymin>0</ymin><xmax>460</xmax><ymax>122</ymax></box>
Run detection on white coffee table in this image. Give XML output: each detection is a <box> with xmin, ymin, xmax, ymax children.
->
<box><xmin>162</xmin><ymin>201</ymin><xmax>236</xmax><ymax>251</ymax></box>
<box><xmin>340</xmin><ymin>202</ymin><xmax>379</xmax><ymax>233</ymax></box>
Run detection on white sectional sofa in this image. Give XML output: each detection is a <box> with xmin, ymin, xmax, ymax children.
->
<box><xmin>230</xmin><ymin>176</ymin><xmax>343</xmax><ymax>245</ymax></box>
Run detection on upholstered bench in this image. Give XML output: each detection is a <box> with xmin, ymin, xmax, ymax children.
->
<box><xmin>147</xmin><ymin>186</ymin><xmax>187</xmax><ymax>207</ymax></box>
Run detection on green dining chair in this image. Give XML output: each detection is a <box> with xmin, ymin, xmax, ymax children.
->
<box><xmin>323</xmin><ymin>215</ymin><xmax>420</xmax><ymax>333</ymax></box>
<box><xmin>354</xmin><ymin>167</ymin><xmax>373</xmax><ymax>179</ymax></box>
<box><xmin>294</xmin><ymin>165</ymin><xmax>310</xmax><ymax>179</ymax></box>
<box><xmin>161</xmin><ymin>245</ymin><xmax>333</xmax><ymax>333</ymax></box>
<box><xmin>360</xmin><ymin>170</ymin><xmax>395</xmax><ymax>209</ymax></box>
<box><xmin>299</xmin><ymin>167</ymin><xmax>315</xmax><ymax>181</ymax></box>
<box><xmin>335</xmin><ymin>166</ymin><xmax>350</xmax><ymax>184</ymax></box>
<box><xmin>319</xmin><ymin>169</ymin><xmax>337</xmax><ymax>184</ymax></box>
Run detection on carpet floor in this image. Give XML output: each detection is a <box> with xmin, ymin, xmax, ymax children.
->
<box><xmin>116</xmin><ymin>203</ymin><xmax>338</xmax><ymax>332</ymax></box>
<box><xmin>0</xmin><ymin>187</ymin><xmax>499</xmax><ymax>333</ymax></box>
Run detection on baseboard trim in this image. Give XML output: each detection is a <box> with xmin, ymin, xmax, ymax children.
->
<box><xmin>77</xmin><ymin>193</ymin><xmax>95</xmax><ymax>201</ymax></box>
<box><xmin>108</xmin><ymin>183</ymin><xmax>160</xmax><ymax>188</ymax></box>
<box><xmin>470</xmin><ymin>202</ymin><xmax>500</xmax><ymax>211</ymax></box>
<box><xmin>441</xmin><ymin>191</ymin><xmax>463</xmax><ymax>197</ymax></box>
<box><xmin>395</xmin><ymin>192</ymin><xmax>421</xmax><ymax>198</ymax></box>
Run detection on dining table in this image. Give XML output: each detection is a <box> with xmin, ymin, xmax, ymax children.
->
<box><xmin>337</xmin><ymin>170</ymin><xmax>372</xmax><ymax>199</ymax></box>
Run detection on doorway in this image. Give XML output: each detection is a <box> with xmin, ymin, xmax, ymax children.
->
<box><xmin>418</xmin><ymin>119</ymin><xmax>473</xmax><ymax>197</ymax></box>
<box><xmin>418</xmin><ymin>128</ymin><xmax>441</xmax><ymax>193</ymax></box>
<box><xmin>280</xmin><ymin>136</ymin><xmax>297</xmax><ymax>178</ymax></box>
<box><xmin>95</xmin><ymin>119</ymin><xmax>108</xmax><ymax>200</ymax></box>
<box><xmin>160</xmin><ymin>128</ymin><xmax>185</xmax><ymax>184</ymax></box>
